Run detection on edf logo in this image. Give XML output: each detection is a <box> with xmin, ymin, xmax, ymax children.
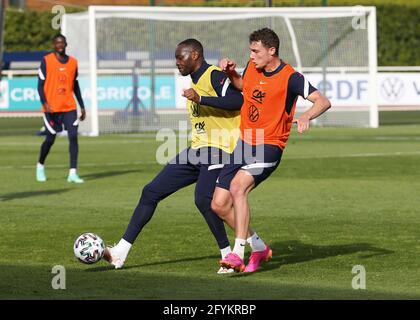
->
<box><xmin>317</xmin><ymin>79</ymin><xmax>368</xmax><ymax>101</ymax></box>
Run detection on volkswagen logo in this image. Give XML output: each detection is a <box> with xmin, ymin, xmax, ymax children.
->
<box><xmin>380</xmin><ymin>77</ymin><xmax>405</xmax><ymax>102</ymax></box>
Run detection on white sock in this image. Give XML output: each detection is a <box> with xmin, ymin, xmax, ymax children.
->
<box><xmin>115</xmin><ymin>238</ymin><xmax>132</xmax><ymax>260</ymax></box>
<box><xmin>69</xmin><ymin>168</ymin><xmax>77</xmax><ymax>175</ymax></box>
<box><xmin>247</xmin><ymin>232</ymin><xmax>266</xmax><ymax>252</ymax></box>
<box><xmin>220</xmin><ymin>246</ymin><xmax>231</xmax><ymax>259</ymax></box>
<box><xmin>232</xmin><ymin>238</ymin><xmax>246</xmax><ymax>260</ymax></box>
<box><xmin>37</xmin><ymin>163</ymin><xmax>44</xmax><ymax>169</ymax></box>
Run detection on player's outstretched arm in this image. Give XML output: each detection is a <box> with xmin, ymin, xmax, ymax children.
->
<box><xmin>293</xmin><ymin>90</ymin><xmax>331</xmax><ymax>134</ymax></box>
<box><xmin>219</xmin><ymin>58</ymin><xmax>243</xmax><ymax>91</ymax></box>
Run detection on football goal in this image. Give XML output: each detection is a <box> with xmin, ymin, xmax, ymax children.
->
<box><xmin>62</xmin><ymin>6</ymin><xmax>378</xmax><ymax>136</ymax></box>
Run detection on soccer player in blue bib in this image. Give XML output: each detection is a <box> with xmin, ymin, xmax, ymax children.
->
<box><xmin>104</xmin><ymin>39</ymin><xmax>268</xmax><ymax>273</ymax></box>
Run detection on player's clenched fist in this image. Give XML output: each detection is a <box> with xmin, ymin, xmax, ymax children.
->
<box><xmin>182</xmin><ymin>88</ymin><xmax>200</xmax><ymax>104</ymax></box>
<box><xmin>219</xmin><ymin>58</ymin><xmax>237</xmax><ymax>73</ymax></box>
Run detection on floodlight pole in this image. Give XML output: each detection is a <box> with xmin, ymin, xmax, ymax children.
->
<box><xmin>149</xmin><ymin>0</ymin><xmax>156</xmax><ymax>116</ymax></box>
<box><xmin>321</xmin><ymin>0</ymin><xmax>328</xmax><ymax>95</ymax></box>
<box><xmin>266</xmin><ymin>0</ymin><xmax>274</xmax><ymax>30</ymax></box>
<box><xmin>0</xmin><ymin>0</ymin><xmax>5</xmax><ymax>82</ymax></box>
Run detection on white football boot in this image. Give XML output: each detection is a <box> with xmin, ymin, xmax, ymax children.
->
<box><xmin>103</xmin><ymin>246</ymin><xmax>126</xmax><ymax>269</ymax></box>
<box><xmin>217</xmin><ymin>266</ymin><xmax>235</xmax><ymax>274</ymax></box>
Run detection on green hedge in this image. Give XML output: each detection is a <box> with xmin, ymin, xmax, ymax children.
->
<box><xmin>205</xmin><ymin>0</ymin><xmax>420</xmax><ymax>7</ymax></box>
<box><xmin>3</xmin><ymin>4</ymin><xmax>419</xmax><ymax>65</ymax></box>
<box><xmin>3</xmin><ymin>8</ymin><xmax>81</xmax><ymax>52</ymax></box>
<box><xmin>4</xmin><ymin>10</ymin><xmax>56</xmax><ymax>51</ymax></box>
<box><xmin>377</xmin><ymin>4</ymin><xmax>420</xmax><ymax>66</ymax></box>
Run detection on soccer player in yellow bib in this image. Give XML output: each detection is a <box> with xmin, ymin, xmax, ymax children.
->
<box><xmin>104</xmin><ymin>39</ymin><xmax>268</xmax><ymax>273</ymax></box>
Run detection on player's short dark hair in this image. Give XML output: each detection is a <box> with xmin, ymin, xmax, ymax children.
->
<box><xmin>249</xmin><ymin>28</ymin><xmax>280</xmax><ymax>56</ymax></box>
<box><xmin>53</xmin><ymin>33</ymin><xmax>66</xmax><ymax>42</ymax></box>
<box><xmin>177</xmin><ymin>38</ymin><xmax>203</xmax><ymax>57</ymax></box>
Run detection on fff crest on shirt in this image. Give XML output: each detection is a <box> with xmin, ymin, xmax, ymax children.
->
<box><xmin>194</xmin><ymin>121</ymin><xmax>206</xmax><ymax>134</ymax></box>
<box><xmin>190</xmin><ymin>101</ymin><xmax>200</xmax><ymax>117</ymax></box>
<box><xmin>251</xmin><ymin>87</ymin><xmax>266</xmax><ymax>104</ymax></box>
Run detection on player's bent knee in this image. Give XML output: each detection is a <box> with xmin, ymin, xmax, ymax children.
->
<box><xmin>211</xmin><ymin>199</ymin><xmax>223</xmax><ymax>215</ymax></box>
<box><xmin>140</xmin><ymin>183</ymin><xmax>160</xmax><ymax>205</ymax></box>
<box><xmin>45</xmin><ymin>140</ymin><xmax>55</xmax><ymax>147</ymax></box>
<box><xmin>45</xmin><ymin>135</ymin><xmax>56</xmax><ymax>145</ymax></box>
<box><xmin>68</xmin><ymin>132</ymin><xmax>78</xmax><ymax>142</ymax></box>
<box><xmin>229</xmin><ymin>181</ymin><xmax>247</xmax><ymax>199</ymax></box>
<box><xmin>211</xmin><ymin>188</ymin><xmax>232</xmax><ymax>216</ymax></box>
<box><xmin>211</xmin><ymin>198</ymin><xmax>229</xmax><ymax>217</ymax></box>
<box><xmin>195</xmin><ymin>195</ymin><xmax>210</xmax><ymax>213</ymax></box>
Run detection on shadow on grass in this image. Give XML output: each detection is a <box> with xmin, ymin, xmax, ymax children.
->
<box><xmin>86</xmin><ymin>254</ymin><xmax>221</xmax><ymax>272</ymax></box>
<box><xmin>254</xmin><ymin>240</ymin><xmax>394</xmax><ymax>274</ymax></box>
<box><xmin>0</xmin><ymin>262</ymin><xmax>417</xmax><ymax>300</ymax></box>
<box><xmin>82</xmin><ymin>169</ymin><xmax>141</xmax><ymax>181</ymax></box>
<box><xmin>87</xmin><ymin>240</ymin><xmax>393</xmax><ymax>274</ymax></box>
<box><xmin>0</xmin><ymin>189</ymin><xmax>70</xmax><ymax>201</ymax></box>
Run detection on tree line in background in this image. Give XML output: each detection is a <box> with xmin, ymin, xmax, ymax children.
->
<box><xmin>3</xmin><ymin>3</ymin><xmax>419</xmax><ymax>66</ymax></box>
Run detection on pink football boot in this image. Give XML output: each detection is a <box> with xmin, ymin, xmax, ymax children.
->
<box><xmin>244</xmin><ymin>245</ymin><xmax>272</xmax><ymax>273</ymax></box>
<box><xmin>219</xmin><ymin>252</ymin><xmax>245</xmax><ymax>272</ymax></box>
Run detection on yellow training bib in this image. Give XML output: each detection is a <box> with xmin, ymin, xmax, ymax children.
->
<box><xmin>187</xmin><ymin>65</ymin><xmax>241</xmax><ymax>153</ymax></box>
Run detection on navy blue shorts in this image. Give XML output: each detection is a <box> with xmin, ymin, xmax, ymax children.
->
<box><xmin>146</xmin><ymin>147</ymin><xmax>231</xmax><ymax>203</ymax></box>
<box><xmin>216</xmin><ymin>139</ymin><xmax>283</xmax><ymax>191</ymax></box>
<box><xmin>43</xmin><ymin>110</ymin><xmax>78</xmax><ymax>135</ymax></box>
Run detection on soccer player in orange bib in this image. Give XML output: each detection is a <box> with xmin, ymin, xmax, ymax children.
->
<box><xmin>36</xmin><ymin>34</ymin><xmax>86</xmax><ymax>183</ymax></box>
<box><xmin>212</xmin><ymin>28</ymin><xmax>331</xmax><ymax>272</ymax></box>
<box><xmin>103</xmin><ymin>39</ymin><xmax>267</xmax><ymax>274</ymax></box>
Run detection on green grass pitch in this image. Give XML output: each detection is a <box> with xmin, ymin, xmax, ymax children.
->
<box><xmin>1</xmin><ymin>124</ymin><xmax>420</xmax><ymax>299</ymax></box>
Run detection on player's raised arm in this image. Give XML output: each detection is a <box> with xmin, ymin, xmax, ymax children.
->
<box><xmin>182</xmin><ymin>70</ymin><xmax>243</xmax><ymax>111</ymax></box>
<box><xmin>219</xmin><ymin>58</ymin><xmax>243</xmax><ymax>91</ymax></box>
<box><xmin>293</xmin><ymin>90</ymin><xmax>331</xmax><ymax>134</ymax></box>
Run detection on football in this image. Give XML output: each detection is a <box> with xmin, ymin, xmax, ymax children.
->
<box><xmin>73</xmin><ymin>233</ymin><xmax>105</xmax><ymax>264</ymax></box>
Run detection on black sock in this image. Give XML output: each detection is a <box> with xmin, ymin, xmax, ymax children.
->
<box><xmin>122</xmin><ymin>201</ymin><xmax>157</xmax><ymax>244</ymax></box>
<box><xmin>39</xmin><ymin>134</ymin><xmax>56</xmax><ymax>164</ymax></box>
<box><xmin>68</xmin><ymin>133</ymin><xmax>78</xmax><ymax>169</ymax></box>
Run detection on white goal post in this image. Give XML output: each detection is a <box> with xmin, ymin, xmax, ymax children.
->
<box><xmin>62</xmin><ymin>6</ymin><xmax>378</xmax><ymax>136</ymax></box>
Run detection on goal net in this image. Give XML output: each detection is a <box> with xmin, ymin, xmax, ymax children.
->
<box><xmin>62</xmin><ymin>6</ymin><xmax>378</xmax><ymax>136</ymax></box>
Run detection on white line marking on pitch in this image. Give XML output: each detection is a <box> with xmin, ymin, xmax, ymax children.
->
<box><xmin>285</xmin><ymin>151</ymin><xmax>420</xmax><ymax>160</ymax></box>
<box><xmin>0</xmin><ymin>151</ymin><xmax>420</xmax><ymax>170</ymax></box>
